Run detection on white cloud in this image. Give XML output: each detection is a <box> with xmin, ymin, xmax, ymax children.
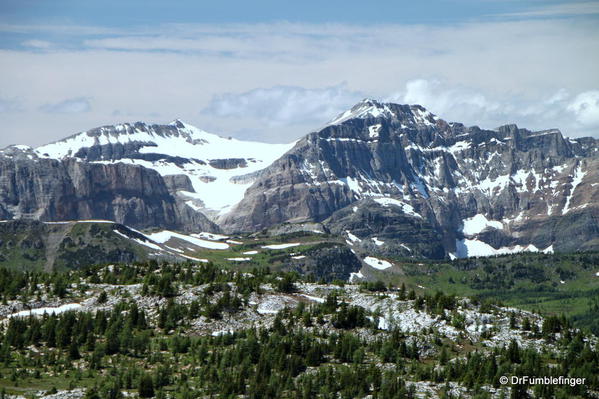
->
<box><xmin>21</xmin><ymin>40</ymin><xmax>53</xmax><ymax>49</ymax></box>
<box><xmin>39</xmin><ymin>97</ymin><xmax>92</xmax><ymax>114</ymax></box>
<box><xmin>388</xmin><ymin>79</ymin><xmax>599</xmax><ymax>137</ymax></box>
<box><xmin>203</xmin><ymin>84</ymin><xmax>364</xmax><ymax>126</ymax></box>
<box><xmin>0</xmin><ymin>19</ymin><xmax>598</xmax><ymax>147</ymax></box>
<box><xmin>496</xmin><ymin>1</ymin><xmax>599</xmax><ymax>18</ymax></box>
<box><xmin>567</xmin><ymin>90</ymin><xmax>599</xmax><ymax>127</ymax></box>
<box><xmin>390</xmin><ymin>79</ymin><xmax>502</xmax><ymax>122</ymax></box>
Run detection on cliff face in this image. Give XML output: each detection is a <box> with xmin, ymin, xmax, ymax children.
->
<box><xmin>220</xmin><ymin>100</ymin><xmax>599</xmax><ymax>258</ymax></box>
<box><xmin>0</xmin><ymin>147</ymin><xmax>216</xmax><ymax>232</ymax></box>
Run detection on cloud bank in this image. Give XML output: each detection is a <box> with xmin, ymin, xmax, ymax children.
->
<box><xmin>388</xmin><ymin>79</ymin><xmax>599</xmax><ymax>135</ymax></box>
<box><xmin>39</xmin><ymin>97</ymin><xmax>92</xmax><ymax>114</ymax></box>
<box><xmin>0</xmin><ymin>18</ymin><xmax>597</xmax><ymax>147</ymax></box>
<box><xmin>203</xmin><ymin>84</ymin><xmax>364</xmax><ymax>126</ymax></box>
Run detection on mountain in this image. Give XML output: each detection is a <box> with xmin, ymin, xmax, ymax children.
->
<box><xmin>221</xmin><ymin>100</ymin><xmax>599</xmax><ymax>258</ymax></box>
<box><xmin>35</xmin><ymin>120</ymin><xmax>294</xmax><ymax>218</ymax></box>
<box><xmin>0</xmin><ymin>121</ymin><xmax>292</xmax><ymax>232</ymax></box>
<box><xmin>1</xmin><ymin>101</ymin><xmax>598</xmax><ymax>259</ymax></box>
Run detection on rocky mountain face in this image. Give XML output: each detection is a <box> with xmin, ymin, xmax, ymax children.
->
<box><xmin>0</xmin><ymin>146</ymin><xmax>217</xmax><ymax>232</ymax></box>
<box><xmin>1</xmin><ymin>101</ymin><xmax>598</xmax><ymax>259</ymax></box>
<box><xmin>221</xmin><ymin>100</ymin><xmax>599</xmax><ymax>258</ymax></box>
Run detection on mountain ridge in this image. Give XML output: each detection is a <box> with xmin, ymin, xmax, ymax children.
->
<box><xmin>1</xmin><ymin>100</ymin><xmax>598</xmax><ymax>259</ymax></box>
<box><xmin>219</xmin><ymin>100</ymin><xmax>599</xmax><ymax>258</ymax></box>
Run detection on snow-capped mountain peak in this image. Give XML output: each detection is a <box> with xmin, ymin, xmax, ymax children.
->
<box><xmin>34</xmin><ymin>121</ymin><xmax>296</xmax><ymax>218</ymax></box>
<box><xmin>328</xmin><ymin>99</ymin><xmax>393</xmax><ymax>125</ymax></box>
<box><xmin>328</xmin><ymin>99</ymin><xmax>438</xmax><ymax>128</ymax></box>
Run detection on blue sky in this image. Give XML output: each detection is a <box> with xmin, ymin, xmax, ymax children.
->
<box><xmin>1</xmin><ymin>1</ymin><xmax>598</xmax><ymax>147</ymax></box>
<box><xmin>1</xmin><ymin>0</ymin><xmax>583</xmax><ymax>26</ymax></box>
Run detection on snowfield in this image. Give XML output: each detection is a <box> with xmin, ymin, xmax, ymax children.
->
<box><xmin>364</xmin><ymin>256</ymin><xmax>393</xmax><ymax>270</ymax></box>
<box><xmin>36</xmin><ymin>121</ymin><xmax>295</xmax><ymax>217</ymax></box>
<box><xmin>461</xmin><ymin>214</ymin><xmax>503</xmax><ymax>235</ymax></box>
<box><xmin>147</xmin><ymin>230</ymin><xmax>229</xmax><ymax>250</ymax></box>
<box><xmin>455</xmin><ymin>239</ymin><xmax>553</xmax><ymax>258</ymax></box>
<box><xmin>373</xmin><ymin>197</ymin><xmax>422</xmax><ymax>218</ymax></box>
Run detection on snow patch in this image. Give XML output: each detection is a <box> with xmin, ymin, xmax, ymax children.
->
<box><xmin>261</xmin><ymin>243</ymin><xmax>300</xmax><ymax>250</ymax></box>
<box><xmin>364</xmin><ymin>256</ymin><xmax>393</xmax><ymax>270</ymax></box>
<box><xmin>179</xmin><ymin>254</ymin><xmax>209</xmax><ymax>263</ymax></box>
<box><xmin>368</xmin><ymin>124</ymin><xmax>382</xmax><ymax>138</ymax></box>
<box><xmin>346</xmin><ymin>231</ymin><xmax>362</xmax><ymax>242</ymax></box>
<box><xmin>372</xmin><ymin>237</ymin><xmax>384</xmax><ymax>246</ymax></box>
<box><xmin>542</xmin><ymin>245</ymin><xmax>554</xmax><ymax>254</ymax></box>
<box><xmin>196</xmin><ymin>232</ymin><xmax>229</xmax><ymax>241</ymax></box>
<box><xmin>563</xmin><ymin>164</ymin><xmax>586</xmax><ymax>214</ymax></box>
<box><xmin>301</xmin><ymin>294</ymin><xmax>325</xmax><ymax>303</ymax></box>
<box><xmin>9</xmin><ymin>304</ymin><xmax>82</xmax><ymax>318</ymax></box>
<box><xmin>461</xmin><ymin>214</ymin><xmax>503</xmax><ymax>236</ymax></box>
<box><xmin>113</xmin><ymin>230</ymin><xmax>163</xmax><ymax>251</ymax></box>
<box><xmin>349</xmin><ymin>271</ymin><xmax>364</xmax><ymax>282</ymax></box>
<box><xmin>147</xmin><ymin>230</ymin><xmax>229</xmax><ymax>250</ymax></box>
<box><xmin>372</xmin><ymin>197</ymin><xmax>422</xmax><ymax>218</ymax></box>
<box><xmin>455</xmin><ymin>239</ymin><xmax>546</xmax><ymax>258</ymax></box>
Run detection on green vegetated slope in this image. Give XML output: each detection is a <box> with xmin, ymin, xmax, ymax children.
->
<box><xmin>0</xmin><ymin>220</ymin><xmax>164</xmax><ymax>271</ymax></box>
<box><xmin>2</xmin><ymin>219</ymin><xmax>599</xmax><ymax>333</ymax></box>
<box><xmin>369</xmin><ymin>252</ymin><xmax>599</xmax><ymax>334</ymax></box>
<box><xmin>0</xmin><ymin>262</ymin><xmax>597</xmax><ymax>398</ymax></box>
<box><xmin>181</xmin><ymin>232</ymin><xmax>361</xmax><ymax>281</ymax></box>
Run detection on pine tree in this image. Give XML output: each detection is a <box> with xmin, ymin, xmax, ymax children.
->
<box><xmin>68</xmin><ymin>341</ymin><xmax>80</xmax><ymax>360</ymax></box>
<box><xmin>138</xmin><ymin>374</ymin><xmax>154</xmax><ymax>398</ymax></box>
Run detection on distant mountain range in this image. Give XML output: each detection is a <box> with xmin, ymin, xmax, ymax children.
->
<box><xmin>1</xmin><ymin>99</ymin><xmax>597</xmax><ymax>260</ymax></box>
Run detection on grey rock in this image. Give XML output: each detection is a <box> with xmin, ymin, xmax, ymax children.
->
<box><xmin>0</xmin><ymin>152</ymin><xmax>216</xmax><ymax>232</ymax></box>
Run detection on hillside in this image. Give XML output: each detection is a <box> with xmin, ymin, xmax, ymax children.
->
<box><xmin>0</xmin><ymin>261</ymin><xmax>597</xmax><ymax>398</ymax></box>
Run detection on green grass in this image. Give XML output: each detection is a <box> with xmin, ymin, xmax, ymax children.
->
<box><xmin>366</xmin><ymin>252</ymin><xmax>599</xmax><ymax>333</ymax></box>
<box><xmin>180</xmin><ymin>233</ymin><xmax>343</xmax><ymax>271</ymax></box>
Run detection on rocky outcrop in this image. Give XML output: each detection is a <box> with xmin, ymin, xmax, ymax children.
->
<box><xmin>325</xmin><ymin>199</ymin><xmax>446</xmax><ymax>259</ymax></box>
<box><xmin>209</xmin><ymin>158</ymin><xmax>248</xmax><ymax>169</ymax></box>
<box><xmin>284</xmin><ymin>244</ymin><xmax>362</xmax><ymax>282</ymax></box>
<box><xmin>163</xmin><ymin>174</ymin><xmax>195</xmax><ymax>192</ymax></box>
<box><xmin>265</xmin><ymin>222</ymin><xmax>328</xmax><ymax>237</ymax></box>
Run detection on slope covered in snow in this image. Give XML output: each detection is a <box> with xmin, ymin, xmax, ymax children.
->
<box><xmin>36</xmin><ymin>121</ymin><xmax>295</xmax><ymax>217</ymax></box>
<box><xmin>328</xmin><ymin>99</ymin><xmax>437</xmax><ymax>127</ymax></box>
